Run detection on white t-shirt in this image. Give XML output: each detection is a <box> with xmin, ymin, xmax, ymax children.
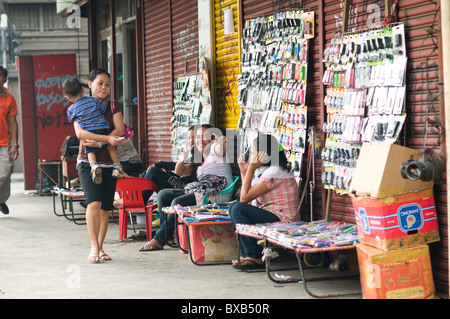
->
<box><xmin>196</xmin><ymin>142</ymin><xmax>233</xmax><ymax>187</ymax></box>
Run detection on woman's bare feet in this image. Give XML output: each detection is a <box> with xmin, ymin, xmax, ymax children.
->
<box><xmin>87</xmin><ymin>254</ymin><xmax>100</xmax><ymax>263</ymax></box>
<box><xmin>88</xmin><ymin>248</ymin><xmax>100</xmax><ymax>263</ymax></box>
<box><xmin>99</xmin><ymin>250</ymin><xmax>111</xmax><ymax>261</ymax></box>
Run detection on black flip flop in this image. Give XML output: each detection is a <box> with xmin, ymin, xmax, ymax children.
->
<box><xmin>139</xmin><ymin>244</ymin><xmax>163</xmax><ymax>252</ymax></box>
<box><xmin>233</xmin><ymin>258</ymin><xmax>265</xmax><ymax>270</ymax></box>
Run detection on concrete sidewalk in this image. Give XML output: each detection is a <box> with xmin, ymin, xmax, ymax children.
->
<box><xmin>0</xmin><ymin>173</ymin><xmax>361</xmax><ymax>300</ymax></box>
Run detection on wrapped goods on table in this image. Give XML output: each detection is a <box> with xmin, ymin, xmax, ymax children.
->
<box><xmin>236</xmin><ymin>220</ymin><xmax>358</xmax><ymax>249</ymax></box>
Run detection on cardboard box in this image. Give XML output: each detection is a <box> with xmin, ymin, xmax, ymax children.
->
<box><xmin>352</xmin><ymin>188</ymin><xmax>440</xmax><ymax>251</ymax></box>
<box><xmin>188</xmin><ymin>223</ymin><xmax>237</xmax><ymax>263</ymax></box>
<box><xmin>356</xmin><ymin>243</ymin><xmax>435</xmax><ymax>299</ymax></box>
<box><xmin>349</xmin><ymin>143</ymin><xmax>434</xmax><ymax>198</ymax></box>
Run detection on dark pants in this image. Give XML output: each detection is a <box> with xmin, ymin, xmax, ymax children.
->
<box><xmin>229</xmin><ymin>202</ymin><xmax>280</xmax><ymax>259</ymax></box>
<box><xmin>152</xmin><ymin>189</ymin><xmax>196</xmax><ymax>245</ymax></box>
<box><xmin>120</xmin><ymin>161</ymin><xmax>142</xmax><ymax>176</ymax></box>
<box><xmin>140</xmin><ymin>167</ymin><xmax>194</xmax><ymax>203</ymax></box>
<box><xmin>140</xmin><ymin>167</ymin><xmax>172</xmax><ymax>203</ymax></box>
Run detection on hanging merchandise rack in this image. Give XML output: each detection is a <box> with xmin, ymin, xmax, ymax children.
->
<box><xmin>236</xmin><ymin>8</ymin><xmax>315</xmax><ymax>178</ymax></box>
<box><xmin>170</xmin><ymin>56</ymin><xmax>212</xmax><ymax>161</ymax></box>
<box><xmin>321</xmin><ymin>21</ymin><xmax>408</xmax><ymax>195</ymax></box>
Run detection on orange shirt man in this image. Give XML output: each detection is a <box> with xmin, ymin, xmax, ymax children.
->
<box><xmin>0</xmin><ymin>67</ymin><xmax>19</xmax><ymax>215</ymax></box>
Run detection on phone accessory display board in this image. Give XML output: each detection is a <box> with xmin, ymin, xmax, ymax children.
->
<box><xmin>321</xmin><ymin>23</ymin><xmax>407</xmax><ymax>194</ymax></box>
<box><xmin>236</xmin><ymin>10</ymin><xmax>314</xmax><ymax>177</ymax></box>
<box><xmin>171</xmin><ymin>56</ymin><xmax>212</xmax><ymax>161</ymax></box>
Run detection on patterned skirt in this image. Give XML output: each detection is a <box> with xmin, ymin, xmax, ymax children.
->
<box><xmin>184</xmin><ymin>175</ymin><xmax>227</xmax><ymax>197</ymax></box>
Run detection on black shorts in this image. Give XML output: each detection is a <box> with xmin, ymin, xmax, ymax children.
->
<box><xmin>77</xmin><ymin>161</ymin><xmax>117</xmax><ymax>211</ymax></box>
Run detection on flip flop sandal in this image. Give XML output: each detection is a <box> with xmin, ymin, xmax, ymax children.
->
<box><xmin>139</xmin><ymin>244</ymin><xmax>163</xmax><ymax>252</ymax></box>
<box><xmin>87</xmin><ymin>254</ymin><xmax>100</xmax><ymax>263</ymax></box>
<box><xmin>100</xmin><ymin>253</ymin><xmax>112</xmax><ymax>261</ymax></box>
<box><xmin>232</xmin><ymin>258</ymin><xmax>265</xmax><ymax>270</ymax></box>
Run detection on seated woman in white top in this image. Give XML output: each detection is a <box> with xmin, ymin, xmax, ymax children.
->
<box><xmin>184</xmin><ymin>130</ymin><xmax>233</xmax><ymax>201</ymax></box>
<box><xmin>139</xmin><ymin>124</ymin><xmax>232</xmax><ymax>251</ymax></box>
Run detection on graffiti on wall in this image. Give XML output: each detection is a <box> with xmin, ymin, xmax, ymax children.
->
<box><xmin>31</xmin><ymin>54</ymin><xmax>77</xmax><ymax>160</ymax></box>
<box><xmin>35</xmin><ymin>74</ymin><xmax>72</xmax><ymax>130</ymax></box>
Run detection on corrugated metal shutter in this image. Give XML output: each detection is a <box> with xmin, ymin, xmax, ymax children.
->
<box><xmin>144</xmin><ymin>0</ymin><xmax>173</xmax><ymax>164</ymax></box>
<box><xmin>239</xmin><ymin>0</ymin><xmax>447</xmax><ymax>292</ymax></box>
<box><xmin>322</xmin><ymin>0</ymin><xmax>447</xmax><ymax>292</ymax></box>
<box><xmin>322</xmin><ymin>0</ymin><xmax>371</xmax><ymax>225</ymax></box>
<box><xmin>322</xmin><ymin>0</ymin><xmax>396</xmax><ymax>224</ymax></box>
<box><xmin>241</xmin><ymin>0</ymin><xmax>325</xmax><ymax>222</ymax></box>
<box><xmin>241</xmin><ymin>0</ymin><xmax>384</xmax><ymax>227</ymax></box>
<box><xmin>320</xmin><ymin>0</ymin><xmax>388</xmax><ymax>277</ymax></box>
<box><xmin>213</xmin><ymin>0</ymin><xmax>241</xmax><ymax>130</ymax></box>
<box><xmin>171</xmin><ymin>0</ymin><xmax>199</xmax><ymax>78</ymax></box>
<box><xmin>142</xmin><ymin>0</ymin><xmax>447</xmax><ymax>292</ymax></box>
<box><xmin>399</xmin><ymin>0</ymin><xmax>447</xmax><ymax>294</ymax></box>
<box><xmin>143</xmin><ymin>0</ymin><xmax>199</xmax><ymax>164</ymax></box>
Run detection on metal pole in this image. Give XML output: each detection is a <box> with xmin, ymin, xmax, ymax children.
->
<box><xmin>309</xmin><ymin>127</ymin><xmax>315</xmax><ymax>222</ymax></box>
<box><xmin>0</xmin><ymin>13</ymin><xmax>6</xmax><ymax>68</ymax></box>
<box><xmin>439</xmin><ymin>0</ymin><xmax>450</xmax><ymax>297</ymax></box>
<box><xmin>1</xmin><ymin>28</ymin><xmax>6</xmax><ymax>67</ymax></box>
<box><xmin>341</xmin><ymin>0</ymin><xmax>350</xmax><ymax>33</ymax></box>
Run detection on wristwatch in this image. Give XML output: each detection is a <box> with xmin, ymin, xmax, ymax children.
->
<box><xmin>13</xmin><ymin>144</ymin><xmax>19</xmax><ymax>148</ymax></box>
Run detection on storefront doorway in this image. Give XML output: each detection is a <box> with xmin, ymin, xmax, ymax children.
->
<box><xmin>116</xmin><ymin>22</ymin><xmax>138</xmax><ymax>150</ymax></box>
<box><xmin>95</xmin><ymin>0</ymin><xmax>139</xmax><ymax>150</ymax></box>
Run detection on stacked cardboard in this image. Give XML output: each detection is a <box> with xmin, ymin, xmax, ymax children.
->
<box><xmin>356</xmin><ymin>244</ymin><xmax>435</xmax><ymax>299</ymax></box>
<box><xmin>349</xmin><ymin>143</ymin><xmax>439</xmax><ymax>299</ymax></box>
<box><xmin>351</xmin><ymin>188</ymin><xmax>439</xmax><ymax>251</ymax></box>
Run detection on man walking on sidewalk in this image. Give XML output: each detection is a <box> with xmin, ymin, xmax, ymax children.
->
<box><xmin>0</xmin><ymin>67</ymin><xmax>19</xmax><ymax>215</ymax></box>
